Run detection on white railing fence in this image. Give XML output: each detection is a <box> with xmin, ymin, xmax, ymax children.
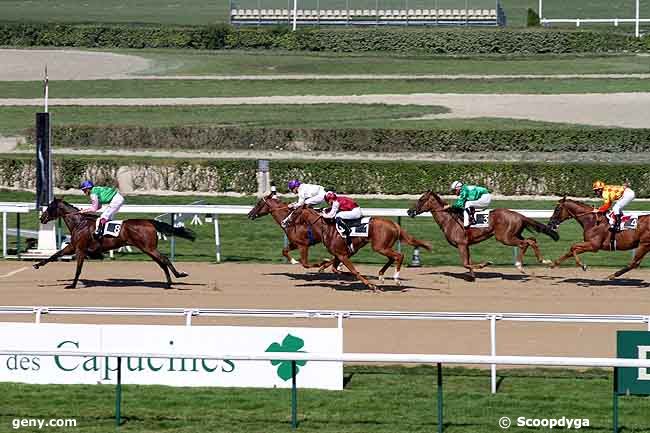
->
<box><xmin>539</xmin><ymin>0</ymin><xmax>645</xmax><ymax>37</ymax></box>
<box><xmin>3</xmin><ymin>348</ymin><xmax>649</xmax><ymax>430</ymax></box>
<box><xmin>3</xmin><ymin>306</ymin><xmax>650</xmax><ymax>394</ymax></box>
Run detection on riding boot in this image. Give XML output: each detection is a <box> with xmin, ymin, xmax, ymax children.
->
<box><xmin>609</xmin><ymin>214</ymin><xmax>621</xmax><ymax>251</ymax></box>
<box><xmin>468</xmin><ymin>207</ymin><xmax>477</xmax><ymax>226</ymax></box>
<box><xmin>94</xmin><ymin>220</ymin><xmax>106</xmax><ymax>240</ymax></box>
<box><xmin>336</xmin><ymin>217</ymin><xmax>354</xmax><ymax>253</ymax></box>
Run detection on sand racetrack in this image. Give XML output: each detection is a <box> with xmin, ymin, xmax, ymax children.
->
<box><xmin>1</xmin><ymin>261</ymin><xmax>649</xmax><ymax>361</ymax></box>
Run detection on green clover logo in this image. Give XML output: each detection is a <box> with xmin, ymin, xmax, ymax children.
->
<box><xmin>265</xmin><ymin>334</ymin><xmax>307</xmax><ymax>381</ymax></box>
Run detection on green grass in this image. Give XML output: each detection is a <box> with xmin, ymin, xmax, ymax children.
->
<box><xmin>0</xmin><ymin>0</ymin><xmax>648</xmax><ymax>28</ymax></box>
<box><xmin>2</xmin><ymin>78</ymin><xmax>650</xmax><ymax>100</ymax></box>
<box><xmin>0</xmin><ymin>366</ymin><xmax>648</xmax><ymax>432</ymax></box>
<box><xmin>0</xmin><ymin>104</ymin><xmax>453</xmax><ymax>135</ymax></box>
<box><xmin>132</xmin><ymin>50</ymin><xmax>650</xmax><ymax>76</ymax></box>
<box><xmin>2</xmin><ymin>190</ymin><xmax>649</xmax><ymax>269</ymax></box>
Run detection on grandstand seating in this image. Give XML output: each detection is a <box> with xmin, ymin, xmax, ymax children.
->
<box><xmin>229</xmin><ymin>6</ymin><xmax>504</xmax><ymax>26</ymax></box>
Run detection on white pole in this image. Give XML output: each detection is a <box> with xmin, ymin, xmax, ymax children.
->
<box><xmin>634</xmin><ymin>0</ymin><xmax>640</xmax><ymax>38</ymax></box>
<box><xmin>2</xmin><ymin>212</ymin><xmax>6</xmax><ymax>257</ymax></box>
<box><xmin>292</xmin><ymin>0</ymin><xmax>298</xmax><ymax>30</ymax></box>
<box><xmin>490</xmin><ymin>315</ymin><xmax>497</xmax><ymax>394</ymax></box>
<box><xmin>214</xmin><ymin>215</ymin><xmax>221</xmax><ymax>263</ymax></box>
<box><xmin>44</xmin><ymin>65</ymin><xmax>48</xmax><ymax>113</ymax></box>
<box><xmin>538</xmin><ymin>0</ymin><xmax>542</xmax><ymax>18</ymax></box>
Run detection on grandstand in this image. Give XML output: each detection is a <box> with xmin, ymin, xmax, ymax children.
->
<box><xmin>229</xmin><ymin>0</ymin><xmax>505</xmax><ymax>26</ymax></box>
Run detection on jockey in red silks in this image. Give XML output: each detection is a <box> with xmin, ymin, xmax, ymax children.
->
<box><xmin>321</xmin><ymin>191</ymin><xmax>362</xmax><ymax>252</ymax></box>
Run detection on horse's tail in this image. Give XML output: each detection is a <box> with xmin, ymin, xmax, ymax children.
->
<box><xmin>151</xmin><ymin>220</ymin><xmax>196</xmax><ymax>241</ymax></box>
<box><xmin>399</xmin><ymin>227</ymin><xmax>432</xmax><ymax>252</ymax></box>
<box><xmin>523</xmin><ymin>217</ymin><xmax>559</xmax><ymax>241</ymax></box>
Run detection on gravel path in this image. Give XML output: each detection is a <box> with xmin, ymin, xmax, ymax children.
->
<box><xmin>2</xmin><ymin>93</ymin><xmax>649</xmax><ymax>127</ymax></box>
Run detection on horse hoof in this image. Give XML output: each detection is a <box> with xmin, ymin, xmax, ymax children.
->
<box><xmin>542</xmin><ymin>259</ymin><xmax>552</xmax><ymax>265</ymax></box>
<box><xmin>33</xmin><ymin>264</ymin><xmax>40</xmax><ymax>270</ymax></box>
<box><xmin>290</xmin><ymin>258</ymin><xmax>299</xmax><ymax>265</ymax></box>
<box><xmin>64</xmin><ymin>285</ymin><xmax>76</xmax><ymax>289</ymax></box>
<box><xmin>378</xmin><ymin>275</ymin><xmax>385</xmax><ymax>283</ymax></box>
<box><xmin>581</xmin><ymin>264</ymin><xmax>588</xmax><ymax>272</ymax></box>
<box><xmin>607</xmin><ymin>274</ymin><xmax>616</xmax><ymax>280</ymax></box>
<box><xmin>394</xmin><ymin>279</ymin><xmax>401</xmax><ymax>286</ymax></box>
<box><xmin>177</xmin><ymin>272</ymin><xmax>188</xmax><ymax>278</ymax></box>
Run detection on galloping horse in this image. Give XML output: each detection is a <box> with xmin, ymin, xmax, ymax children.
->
<box><xmin>548</xmin><ymin>197</ymin><xmax>650</xmax><ymax>279</ymax></box>
<box><xmin>408</xmin><ymin>191</ymin><xmax>558</xmax><ymax>280</ymax></box>
<box><xmin>289</xmin><ymin>206</ymin><xmax>431</xmax><ymax>291</ymax></box>
<box><xmin>247</xmin><ymin>192</ymin><xmax>334</xmax><ymax>269</ymax></box>
<box><xmin>33</xmin><ymin>198</ymin><xmax>195</xmax><ymax>289</ymax></box>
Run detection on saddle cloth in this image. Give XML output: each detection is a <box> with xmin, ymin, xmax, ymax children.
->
<box><xmin>103</xmin><ymin>220</ymin><xmax>123</xmax><ymax>237</ymax></box>
<box><xmin>612</xmin><ymin>213</ymin><xmax>638</xmax><ymax>231</ymax></box>
<box><xmin>336</xmin><ymin>217</ymin><xmax>371</xmax><ymax>238</ymax></box>
<box><xmin>470</xmin><ymin>211</ymin><xmax>490</xmax><ymax>229</ymax></box>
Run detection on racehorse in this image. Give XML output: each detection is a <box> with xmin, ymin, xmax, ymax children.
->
<box><xmin>407</xmin><ymin>191</ymin><xmax>558</xmax><ymax>280</ymax></box>
<box><xmin>288</xmin><ymin>206</ymin><xmax>431</xmax><ymax>291</ymax></box>
<box><xmin>33</xmin><ymin>198</ymin><xmax>195</xmax><ymax>289</ymax></box>
<box><xmin>547</xmin><ymin>197</ymin><xmax>650</xmax><ymax>279</ymax></box>
<box><xmin>247</xmin><ymin>192</ymin><xmax>334</xmax><ymax>270</ymax></box>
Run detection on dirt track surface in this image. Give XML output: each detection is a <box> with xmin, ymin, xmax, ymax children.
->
<box><xmin>2</xmin><ymin>261</ymin><xmax>649</xmax><ymax>360</ymax></box>
<box><xmin>2</xmin><ymin>93</ymin><xmax>648</xmax><ymax>128</ymax></box>
<box><xmin>0</xmin><ymin>49</ymin><xmax>151</xmax><ymax>81</ymax></box>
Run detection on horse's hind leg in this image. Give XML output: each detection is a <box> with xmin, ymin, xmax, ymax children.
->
<box><xmin>608</xmin><ymin>243</ymin><xmax>650</xmax><ymax>280</ymax></box>
<box><xmin>374</xmin><ymin>247</ymin><xmax>402</xmax><ymax>284</ymax></box>
<box><xmin>525</xmin><ymin>237</ymin><xmax>552</xmax><ymax>265</ymax></box>
<box><xmin>142</xmin><ymin>248</ymin><xmax>173</xmax><ymax>288</ymax></box>
<box><xmin>283</xmin><ymin>242</ymin><xmax>300</xmax><ymax>265</ymax></box>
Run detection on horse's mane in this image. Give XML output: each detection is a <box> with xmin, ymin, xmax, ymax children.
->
<box><xmin>58</xmin><ymin>199</ymin><xmax>98</xmax><ymax>220</ymax></box>
<box><xmin>561</xmin><ymin>198</ymin><xmax>593</xmax><ymax>210</ymax></box>
<box><xmin>429</xmin><ymin>191</ymin><xmax>446</xmax><ymax>206</ymax></box>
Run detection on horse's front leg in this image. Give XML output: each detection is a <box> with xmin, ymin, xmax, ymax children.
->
<box><xmin>66</xmin><ymin>250</ymin><xmax>86</xmax><ymax>289</ymax></box>
<box><xmin>282</xmin><ymin>241</ymin><xmax>300</xmax><ymax>265</ymax></box>
<box><xmin>33</xmin><ymin>243</ymin><xmax>75</xmax><ymax>269</ymax></box>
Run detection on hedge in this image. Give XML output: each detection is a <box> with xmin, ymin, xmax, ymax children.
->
<box><xmin>33</xmin><ymin>125</ymin><xmax>650</xmax><ymax>153</ymax></box>
<box><xmin>1</xmin><ymin>22</ymin><xmax>648</xmax><ymax>53</ymax></box>
<box><xmin>1</xmin><ymin>155</ymin><xmax>650</xmax><ymax>197</ymax></box>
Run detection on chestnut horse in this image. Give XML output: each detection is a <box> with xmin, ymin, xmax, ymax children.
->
<box><xmin>33</xmin><ymin>198</ymin><xmax>195</xmax><ymax>289</ymax></box>
<box><xmin>408</xmin><ymin>191</ymin><xmax>558</xmax><ymax>280</ymax></box>
<box><xmin>247</xmin><ymin>192</ymin><xmax>334</xmax><ymax>269</ymax></box>
<box><xmin>289</xmin><ymin>206</ymin><xmax>431</xmax><ymax>291</ymax></box>
<box><xmin>548</xmin><ymin>197</ymin><xmax>650</xmax><ymax>279</ymax></box>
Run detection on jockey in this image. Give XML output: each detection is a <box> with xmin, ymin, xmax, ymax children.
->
<box><xmin>78</xmin><ymin>180</ymin><xmax>125</xmax><ymax>239</ymax></box>
<box><xmin>322</xmin><ymin>191</ymin><xmax>362</xmax><ymax>252</ymax></box>
<box><xmin>444</xmin><ymin>181</ymin><xmax>492</xmax><ymax>228</ymax></box>
<box><xmin>592</xmin><ymin>180</ymin><xmax>635</xmax><ymax>233</ymax></box>
<box><xmin>282</xmin><ymin>179</ymin><xmax>326</xmax><ymax>227</ymax></box>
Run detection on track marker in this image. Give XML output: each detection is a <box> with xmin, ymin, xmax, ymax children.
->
<box><xmin>0</xmin><ymin>266</ymin><xmax>28</xmax><ymax>278</ymax></box>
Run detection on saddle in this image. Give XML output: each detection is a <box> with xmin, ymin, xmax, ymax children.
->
<box><xmin>336</xmin><ymin>217</ymin><xmax>371</xmax><ymax>238</ymax></box>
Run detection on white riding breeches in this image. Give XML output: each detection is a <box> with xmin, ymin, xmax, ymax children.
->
<box><xmin>612</xmin><ymin>188</ymin><xmax>635</xmax><ymax>215</ymax></box>
<box><xmin>463</xmin><ymin>194</ymin><xmax>491</xmax><ymax>226</ymax></box>
<box><xmin>99</xmin><ymin>193</ymin><xmax>124</xmax><ymax>223</ymax></box>
<box><xmin>304</xmin><ymin>192</ymin><xmax>326</xmax><ymax>206</ymax></box>
<box><xmin>465</xmin><ymin>193</ymin><xmax>492</xmax><ymax>210</ymax></box>
<box><xmin>337</xmin><ymin>207</ymin><xmax>362</xmax><ymax>220</ymax></box>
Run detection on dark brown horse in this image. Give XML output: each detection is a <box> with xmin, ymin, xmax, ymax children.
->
<box><xmin>289</xmin><ymin>206</ymin><xmax>431</xmax><ymax>291</ymax></box>
<box><xmin>33</xmin><ymin>198</ymin><xmax>195</xmax><ymax>289</ymax></box>
<box><xmin>408</xmin><ymin>191</ymin><xmax>558</xmax><ymax>280</ymax></box>
<box><xmin>548</xmin><ymin>197</ymin><xmax>650</xmax><ymax>279</ymax></box>
<box><xmin>247</xmin><ymin>192</ymin><xmax>334</xmax><ymax>269</ymax></box>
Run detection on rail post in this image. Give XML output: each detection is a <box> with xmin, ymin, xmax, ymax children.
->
<box><xmin>170</xmin><ymin>213</ymin><xmax>176</xmax><ymax>261</ymax></box>
<box><xmin>214</xmin><ymin>215</ymin><xmax>221</xmax><ymax>263</ymax></box>
<box><xmin>291</xmin><ymin>361</ymin><xmax>298</xmax><ymax>429</ymax></box>
<box><xmin>2</xmin><ymin>212</ymin><xmax>6</xmax><ymax>257</ymax></box>
<box><xmin>613</xmin><ymin>367</ymin><xmax>618</xmax><ymax>433</ymax></box>
<box><xmin>16</xmin><ymin>213</ymin><xmax>21</xmax><ymax>259</ymax></box>
<box><xmin>437</xmin><ymin>363</ymin><xmax>443</xmax><ymax>433</ymax></box>
<box><xmin>115</xmin><ymin>357</ymin><xmax>123</xmax><ymax>427</ymax></box>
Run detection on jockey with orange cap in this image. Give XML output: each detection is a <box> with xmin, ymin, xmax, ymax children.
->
<box><xmin>591</xmin><ymin>180</ymin><xmax>635</xmax><ymax>233</ymax></box>
<box><xmin>322</xmin><ymin>191</ymin><xmax>362</xmax><ymax>252</ymax></box>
